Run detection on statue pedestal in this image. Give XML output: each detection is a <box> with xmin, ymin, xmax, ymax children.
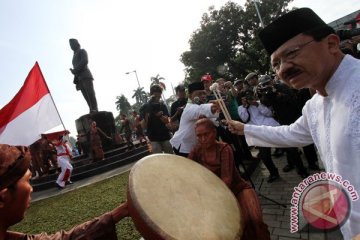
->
<box><xmin>75</xmin><ymin>111</ymin><xmax>116</xmax><ymax>154</ymax></box>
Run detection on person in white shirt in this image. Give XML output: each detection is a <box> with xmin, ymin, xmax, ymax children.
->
<box><xmin>170</xmin><ymin>81</ymin><xmax>219</xmax><ymax>157</ymax></box>
<box><xmin>238</xmin><ymin>92</ymin><xmax>280</xmax><ymax>183</ymax></box>
<box><xmin>54</xmin><ymin>135</ymin><xmax>73</xmax><ymax>189</ymax></box>
<box><xmin>227</xmin><ymin>8</ymin><xmax>360</xmax><ymax>239</ymax></box>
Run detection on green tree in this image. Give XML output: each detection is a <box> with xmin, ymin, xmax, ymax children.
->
<box><xmin>150</xmin><ymin>74</ymin><xmax>169</xmax><ymax>109</ymax></box>
<box><xmin>181</xmin><ymin>0</ymin><xmax>294</xmax><ymax>82</ymax></box>
<box><xmin>150</xmin><ymin>74</ymin><xmax>166</xmax><ymax>90</ymax></box>
<box><xmin>131</xmin><ymin>102</ymin><xmax>142</xmax><ymax>114</ymax></box>
<box><xmin>132</xmin><ymin>87</ymin><xmax>148</xmax><ymax>104</ymax></box>
<box><xmin>115</xmin><ymin>94</ymin><xmax>131</xmax><ymax>115</ymax></box>
<box><xmin>114</xmin><ymin>114</ymin><xmax>121</xmax><ymax>131</ymax></box>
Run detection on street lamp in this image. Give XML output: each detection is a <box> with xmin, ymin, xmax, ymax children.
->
<box><xmin>125</xmin><ymin>70</ymin><xmax>141</xmax><ymax>89</ymax></box>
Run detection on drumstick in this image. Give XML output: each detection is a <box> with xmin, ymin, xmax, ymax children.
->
<box><xmin>210</xmin><ymin>83</ymin><xmax>232</xmax><ymax>121</ymax></box>
<box><xmin>215</xmin><ymin>90</ymin><xmax>231</xmax><ymax>121</ymax></box>
<box><xmin>210</xmin><ymin>84</ymin><xmax>230</xmax><ymax>121</ymax></box>
<box><xmin>220</xmin><ymin>91</ymin><xmax>232</xmax><ymax>121</ymax></box>
<box><xmin>209</xmin><ymin>84</ymin><xmax>225</xmax><ymax>115</ymax></box>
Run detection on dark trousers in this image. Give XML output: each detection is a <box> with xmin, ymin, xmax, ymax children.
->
<box><xmin>239</xmin><ymin>135</ymin><xmax>254</xmax><ymax>160</ymax></box>
<box><xmin>285</xmin><ymin>148</ymin><xmax>307</xmax><ymax>174</ymax></box>
<box><xmin>258</xmin><ymin>147</ymin><xmax>278</xmax><ymax>176</ymax></box>
<box><xmin>303</xmin><ymin>144</ymin><xmax>318</xmax><ymax>166</ymax></box>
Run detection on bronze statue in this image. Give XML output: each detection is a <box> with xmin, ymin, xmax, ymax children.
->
<box><xmin>69</xmin><ymin>38</ymin><xmax>98</xmax><ymax>113</ymax></box>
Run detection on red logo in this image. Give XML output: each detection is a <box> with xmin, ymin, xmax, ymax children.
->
<box><xmin>301</xmin><ymin>182</ymin><xmax>350</xmax><ymax>230</ymax></box>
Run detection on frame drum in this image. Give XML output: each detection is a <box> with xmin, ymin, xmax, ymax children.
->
<box><xmin>128</xmin><ymin>154</ymin><xmax>242</xmax><ymax>240</ymax></box>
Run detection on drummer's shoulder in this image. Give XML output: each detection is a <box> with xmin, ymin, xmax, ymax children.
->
<box><xmin>218</xmin><ymin>142</ymin><xmax>232</xmax><ymax>151</ymax></box>
<box><xmin>217</xmin><ymin>141</ymin><xmax>228</xmax><ymax>147</ymax></box>
<box><xmin>188</xmin><ymin>145</ymin><xmax>201</xmax><ymax>156</ymax></box>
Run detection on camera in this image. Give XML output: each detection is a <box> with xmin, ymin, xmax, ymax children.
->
<box><xmin>336</xmin><ymin>20</ymin><xmax>360</xmax><ymax>58</ymax></box>
<box><xmin>147</xmin><ymin>96</ymin><xmax>165</xmax><ymax>115</ymax></box>
<box><xmin>256</xmin><ymin>82</ymin><xmax>293</xmax><ymax>107</ymax></box>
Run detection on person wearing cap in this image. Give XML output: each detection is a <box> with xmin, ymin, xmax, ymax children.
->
<box><xmin>238</xmin><ymin>82</ymin><xmax>280</xmax><ymax>183</ymax></box>
<box><xmin>170</xmin><ymin>81</ymin><xmax>219</xmax><ymax>157</ymax></box>
<box><xmin>227</xmin><ymin>8</ymin><xmax>360</xmax><ymax>239</ymax></box>
<box><xmin>69</xmin><ymin>38</ymin><xmax>98</xmax><ymax>113</ymax></box>
<box><xmin>200</xmin><ymin>74</ymin><xmax>216</xmax><ymax>101</ymax></box>
<box><xmin>233</xmin><ymin>79</ymin><xmax>247</xmax><ymax>105</ymax></box>
<box><xmin>244</xmin><ymin>72</ymin><xmax>258</xmax><ymax>92</ymax></box>
<box><xmin>0</xmin><ymin>144</ymin><xmax>129</xmax><ymax>240</ymax></box>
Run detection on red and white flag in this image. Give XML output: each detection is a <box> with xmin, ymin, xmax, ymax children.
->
<box><xmin>0</xmin><ymin>62</ymin><xmax>62</xmax><ymax>146</ymax></box>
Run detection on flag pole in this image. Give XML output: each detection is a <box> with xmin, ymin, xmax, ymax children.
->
<box><xmin>35</xmin><ymin>62</ymin><xmax>67</xmax><ymax>131</ymax></box>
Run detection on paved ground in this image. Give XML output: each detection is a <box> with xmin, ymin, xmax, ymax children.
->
<box><xmin>32</xmin><ymin>150</ymin><xmax>344</xmax><ymax>240</ymax></box>
<box><xmin>250</xmin><ymin>150</ymin><xmax>343</xmax><ymax>240</ymax></box>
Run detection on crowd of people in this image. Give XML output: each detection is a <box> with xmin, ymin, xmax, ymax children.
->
<box><xmin>136</xmin><ymin>72</ymin><xmax>320</xmax><ymax>182</ymax></box>
<box><xmin>1</xmin><ymin>7</ymin><xmax>360</xmax><ymax>240</ymax></box>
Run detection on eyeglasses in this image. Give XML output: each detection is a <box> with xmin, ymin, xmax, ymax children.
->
<box><xmin>271</xmin><ymin>39</ymin><xmax>315</xmax><ymax>72</ymax></box>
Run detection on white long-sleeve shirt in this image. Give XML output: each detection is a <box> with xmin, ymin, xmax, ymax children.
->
<box><xmin>238</xmin><ymin>102</ymin><xmax>280</xmax><ymax>127</ymax></box>
<box><xmin>170</xmin><ymin>102</ymin><xmax>218</xmax><ymax>154</ymax></box>
<box><xmin>244</xmin><ymin>55</ymin><xmax>360</xmax><ymax>240</ymax></box>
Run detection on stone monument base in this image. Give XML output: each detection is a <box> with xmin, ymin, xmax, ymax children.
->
<box><xmin>75</xmin><ymin>111</ymin><xmax>116</xmax><ymax>154</ymax></box>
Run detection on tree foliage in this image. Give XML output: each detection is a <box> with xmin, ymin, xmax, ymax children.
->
<box><xmin>150</xmin><ymin>74</ymin><xmax>166</xmax><ymax>90</ymax></box>
<box><xmin>181</xmin><ymin>0</ymin><xmax>294</xmax><ymax>82</ymax></box>
<box><xmin>115</xmin><ymin>94</ymin><xmax>131</xmax><ymax>115</ymax></box>
<box><xmin>132</xmin><ymin>87</ymin><xmax>148</xmax><ymax>104</ymax></box>
<box><xmin>131</xmin><ymin>102</ymin><xmax>142</xmax><ymax>114</ymax></box>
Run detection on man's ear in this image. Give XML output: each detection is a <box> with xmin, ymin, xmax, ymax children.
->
<box><xmin>0</xmin><ymin>188</ymin><xmax>11</xmax><ymax>208</ymax></box>
<box><xmin>326</xmin><ymin>34</ymin><xmax>341</xmax><ymax>53</ymax></box>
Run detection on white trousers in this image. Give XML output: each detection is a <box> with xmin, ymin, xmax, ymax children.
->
<box><xmin>56</xmin><ymin>156</ymin><xmax>73</xmax><ymax>187</ymax></box>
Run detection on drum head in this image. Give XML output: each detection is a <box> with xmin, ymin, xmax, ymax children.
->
<box><xmin>128</xmin><ymin>154</ymin><xmax>242</xmax><ymax>240</ymax></box>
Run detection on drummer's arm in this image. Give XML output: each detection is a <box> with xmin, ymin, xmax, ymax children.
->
<box><xmin>111</xmin><ymin>201</ymin><xmax>129</xmax><ymax>223</ymax></box>
<box><xmin>220</xmin><ymin>145</ymin><xmax>234</xmax><ymax>187</ymax></box>
<box><xmin>188</xmin><ymin>150</ymin><xmax>196</xmax><ymax>162</ymax></box>
<box><xmin>188</xmin><ymin>146</ymin><xmax>201</xmax><ymax>163</ymax></box>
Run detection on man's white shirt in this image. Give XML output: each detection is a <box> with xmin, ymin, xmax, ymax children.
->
<box><xmin>238</xmin><ymin>102</ymin><xmax>280</xmax><ymax>127</ymax></box>
<box><xmin>170</xmin><ymin>102</ymin><xmax>218</xmax><ymax>154</ymax></box>
<box><xmin>244</xmin><ymin>55</ymin><xmax>360</xmax><ymax>239</ymax></box>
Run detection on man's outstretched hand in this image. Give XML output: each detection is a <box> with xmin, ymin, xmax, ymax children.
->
<box><xmin>226</xmin><ymin>120</ymin><xmax>245</xmax><ymax>135</ymax></box>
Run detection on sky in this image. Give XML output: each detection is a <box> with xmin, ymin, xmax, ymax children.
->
<box><xmin>1</xmin><ymin>0</ymin><xmax>360</xmax><ymax>138</ymax></box>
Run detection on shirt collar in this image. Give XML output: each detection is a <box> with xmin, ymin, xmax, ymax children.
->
<box><xmin>324</xmin><ymin>54</ymin><xmax>352</xmax><ymax>96</ymax></box>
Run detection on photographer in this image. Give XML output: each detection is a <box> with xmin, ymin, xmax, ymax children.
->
<box><xmin>337</xmin><ymin>25</ymin><xmax>360</xmax><ymax>58</ymax></box>
<box><xmin>256</xmin><ymin>75</ymin><xmax>308</xmax><ymax>178</ymax></box>
<box><xmin>215</xmin><ymin>79</ymin><xmax>256</xmax><ymax>170</ymax></box>
<box><xmin>139</xmin><ymin>85</ymin><xmax>173</xmax><ymax>154</ymax></box>
<box><xmin>238</xmin><ymin>91</ymin><xmax>280</xmax><ymax>183</ymax></box>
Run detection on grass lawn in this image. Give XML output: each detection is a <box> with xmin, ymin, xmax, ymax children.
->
<box><xmin>11</xmin><ymin>171</ymin><xmax>141</xmax><ymax>240</ymax></box>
